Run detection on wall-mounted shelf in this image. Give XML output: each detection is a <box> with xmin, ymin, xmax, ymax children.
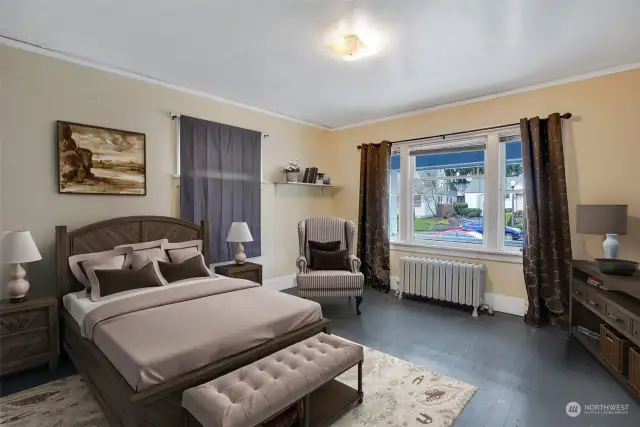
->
<box><xmin>273</xmin><ymin>181</ymin><xmax>340</xmax><ymax>195</ymax></box>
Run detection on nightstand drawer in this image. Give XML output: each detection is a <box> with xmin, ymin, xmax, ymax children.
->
<box><xmin>235</xmin><ymin>270</ymin><xmax>260</xmax><ymax>283</ymax></box>
<box><xmin>0</xmin><ymin>329</ymin><xmax>50</xmax><ymax>365</ymax></box>
<box><xmin>0</xmin><ymin>308</ymin><xmax>49</xmax><ymax>335</ymax></box>
<box><xmin>215</xmin><ymin>262</ymin><xmax>262</xmax><ymax>285</ymax></box>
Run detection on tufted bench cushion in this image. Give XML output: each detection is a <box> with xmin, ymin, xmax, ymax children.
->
<box><xmin>182</xmin><ymin>333</ymin><xmax>363</xmax><ymax>427</ymax></box>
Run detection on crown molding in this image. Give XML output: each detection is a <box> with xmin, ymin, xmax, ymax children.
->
<box><xmin>330</xmin><ymin>61</ymin><xmax>640</xmax><ymax>131</ymax></box>
<box><xmin>3</xmin><ymin>35</ymin><xmax>639</xmax><ymax>132</ymax></box>
<box><xmin>0</xmin><ymin>35</ymin><xmax>330</xmax><ymax>131</ymax></box>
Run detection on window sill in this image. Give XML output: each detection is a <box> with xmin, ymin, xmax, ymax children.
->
<box><xmin>390</xmin><ymin>241</ymin><xmax>523</xmax><ymax>264</ymax></box>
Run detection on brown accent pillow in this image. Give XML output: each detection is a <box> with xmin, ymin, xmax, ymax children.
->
<box><xmin>308</xmin><ymin>240</ymin><xmax>341</xmax><ymax>269</ymax></box>
<box><xmin>91</xmin><ymin>262</ymin><xmax>164</xmax><ymax>300</ymax></box>
<box><xmin>310</xmin><ymin>249</ymin><xmax>349</xmax><ymax>271</ymax></box>
<box><xmin>157</xmin><ymin>254</ymin><xmax>212</xmax><ymax>283</ymax></box>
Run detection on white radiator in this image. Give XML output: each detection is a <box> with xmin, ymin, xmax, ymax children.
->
<box><xmin>398</xmin><ymin>256</ymin><xmax>487</xmax><ymax>317</ymax></box>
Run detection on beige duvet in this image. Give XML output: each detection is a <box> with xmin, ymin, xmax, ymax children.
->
<box><xmin>80</xmin><ymin>278</ymin><xmax>322</xmax><ymax>392</ymax></box>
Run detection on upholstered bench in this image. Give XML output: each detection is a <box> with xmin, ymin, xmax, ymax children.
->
<box><xmin>182</xmin><ymin>333</ymin><xmax>363</xmax><ymax>427</ymax></box>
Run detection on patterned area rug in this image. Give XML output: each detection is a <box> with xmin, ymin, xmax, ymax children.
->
<box><xmin>0</xmin><ymin>346</ymin><xmax>476</xmax><ymax>427</ymax></box>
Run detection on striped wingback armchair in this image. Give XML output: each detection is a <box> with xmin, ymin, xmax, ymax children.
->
<box><xmin>296</xmin><ymin>216</ymin><xmax>364</xmax><ymax>315</ymax></box>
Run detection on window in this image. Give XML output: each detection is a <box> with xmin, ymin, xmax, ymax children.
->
<box><xmin>391</xmin><ymin>127</ymin><xmax>524</xmax><ymax>257</ymax></box>
<box><xmin>501</xmin><ymin>136</ymin><xmax>524</xmax><ymax>250</ymax></box>
<box><xmin>389</xmin><ymin>153</ymin><xmax>401</xmax><ymax>239</ymax></box>
<box><xmin>412</xmin><ymin>142</ymin><xmax>485</xmax><ymax>245</ymax></box>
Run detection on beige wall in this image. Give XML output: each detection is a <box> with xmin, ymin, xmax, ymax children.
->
<box><xmin>0</xmin><ymin>45</ymin><xmax>333</xmax><ymax>294</ymax></box>
<box><xmin>2</xmin><ymin>43</ymin><xmax>639</xmax><ymax>300</ymax></box>
<box><xmin>331</xmin><ymin>69</ymin><xmax>640</xmax><ymax>299</ymax></box>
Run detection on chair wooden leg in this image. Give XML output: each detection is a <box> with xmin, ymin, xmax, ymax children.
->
<box><xmin>355</xmin><ymin>296</ymin><xmax>362</xmax><ymax>315</ymax></box>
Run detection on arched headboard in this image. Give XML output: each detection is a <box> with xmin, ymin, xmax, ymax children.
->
<box><xmin>55</xmin><ymin>216</ymin><xmax>209</xmax><ymax>299</ymax></box>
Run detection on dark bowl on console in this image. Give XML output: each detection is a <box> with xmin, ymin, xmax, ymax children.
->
<box><xmin>595</xmin><ymin>258</ymin><xmax>639</xmax><ymax>276</ymax></box>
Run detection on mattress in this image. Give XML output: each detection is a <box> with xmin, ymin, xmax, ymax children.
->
<box><xmin>64</xmin><ymin>277</ymin><xmax>322</xmax><ymax>392</ymax></box>
<box><xmin>62</xmin><ymin>276</ymin><xmax>224</xmax><ymax>326</ymax></box>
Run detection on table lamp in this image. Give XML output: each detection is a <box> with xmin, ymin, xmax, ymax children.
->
<box><xmin>226</xmin><ymin>222</ymin><xmax>253</xmax><ymax>265</ymax></box>
<box><xmin>576</xmin><ymin>204</ymin><xmax>627</xmax><ymax>259</ymax></box>
<box><xmin>2</xmin><ymin>231</ymin><xmax>42</xmax><ymax>302</ymax></box>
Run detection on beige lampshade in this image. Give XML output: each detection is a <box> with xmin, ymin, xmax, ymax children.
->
<box><xmin>1</xmin><ymin>231</ymin><xmax>42</xmax><ymax>264</ymax></box>
<box><xmin>576</xmin><ymin>205</ymin><xmax>628</xmax><ymax>235</ymax></box>
<box><xmin>226</xmin><ymin>222</ymin><xmax>253</xmax><ymax>243</ymax></box>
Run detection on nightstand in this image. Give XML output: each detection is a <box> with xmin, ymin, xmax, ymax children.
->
<box><xmin>0</xmin><ymin>296</ymin><xmax>59</xmax><ymax>376</ymax></box>
<box><xmin>215</xmin><ymin>262</ymin><xmax>263</xmax><ymax>285</ymax></box>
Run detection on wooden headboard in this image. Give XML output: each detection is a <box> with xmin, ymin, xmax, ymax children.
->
<box><xmin>55</xmin><ymin>216</ymin><xmax>209</xmax><ymax>299</ymax></box>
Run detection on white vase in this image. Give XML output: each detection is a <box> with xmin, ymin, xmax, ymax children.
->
<box><xmin>285</xmin><ymin>172</ymin><xmax>299</xmax><ymax>183</ymax></box>
<box><xmin>603</xmin><ymin>234</ymin><xmax>620</xmax><ymax>259</ymax></box>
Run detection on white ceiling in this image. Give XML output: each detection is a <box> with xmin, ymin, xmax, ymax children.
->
<box><xmin>2</xmin><ymin>0</ymin><xmax>640</xmax><ymax>129</ymax></box>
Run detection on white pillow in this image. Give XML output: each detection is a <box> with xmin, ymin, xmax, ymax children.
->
<box><xmin>162</xmin><ymin>240</ymin><xmax>203</xmax><ymax>263</ymax></box>
<box><xmin>116</xmin><ymin>239</ymin><xmax>169</xmax><ymax>269</ymax></box>
<box><xmin>69</xmin><ymin>247</ymin><xmax>133</xmax><ymax>289</ymax></box>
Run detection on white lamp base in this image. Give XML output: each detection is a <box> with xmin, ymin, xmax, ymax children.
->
<box><xmin>234</xmin><ymin>242</ymin><xmax>246</xmax><ymax>265</ymax></box>
<box><xmin>7</xmin><ymin>263</ymin><xmax>30</xmax><ymax>302</ymax></box>
<box><xmin>603</xmin><ymin>234</ymin><xmax>619</xmax><ymax>259</ymax></box>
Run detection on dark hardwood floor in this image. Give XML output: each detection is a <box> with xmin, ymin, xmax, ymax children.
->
<box><xmin>1</xmin><ymin>287</ymin><xmax>638</xmax><ymax>426</ymax></box>
<box><xmin>307</xmin><ymin>288</ymin><xmax>639</xmax><ymax>427</ymax></box>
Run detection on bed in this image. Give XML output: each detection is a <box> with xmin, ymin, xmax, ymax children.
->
<box><xmin>56</xmin><ymin>216</ymin><xmax>330</xmax><ymax>427</ymax></box>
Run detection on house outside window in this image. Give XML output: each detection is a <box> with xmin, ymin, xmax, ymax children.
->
<box><xmin>389</xmin><ymin>127</ymin><xmax>524</xmax><ymax>259</ymax></box>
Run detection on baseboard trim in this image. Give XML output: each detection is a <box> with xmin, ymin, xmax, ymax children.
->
<box><xmin>483</xmin><ymin>293</ymin><xmax>525</xmax><ymax>317</ymax></box>
<box><xmin>391</xmin><ymin>276</ymin><xmax>524</xmax><ymax>316</ymax></box>
<box><xmin>263</xmin><ymin>274</ymin><xmax>296</xmax><ymax>291</ymax></box>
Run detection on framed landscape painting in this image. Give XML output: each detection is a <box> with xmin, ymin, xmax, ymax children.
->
<box><xmin>57</xmin><ymin>121</ymin><xmax>146</xmax><ymax>195</ymax></box>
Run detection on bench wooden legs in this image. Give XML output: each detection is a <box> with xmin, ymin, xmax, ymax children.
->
<box><xmin>355</xmin><ymin>297</ymin><xmax>362</xmax><ymax>315</ymax></box>
<box><xmin>302</xmin><ymin>394</ymin><xmax>311</xmax><ymax>427</ymax></box>
<box><xmin>357</xmin><ymin>360</ymin><xmax>363</xmax><ymax>404</ymax></box>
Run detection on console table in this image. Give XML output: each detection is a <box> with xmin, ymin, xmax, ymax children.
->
<box><xmin>569</xmin><ymin>260</ymin><xmax>640</xmax><ymax>399</ymax></box>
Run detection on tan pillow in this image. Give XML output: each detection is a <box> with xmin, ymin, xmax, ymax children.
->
<box><xmin>69</xmin><ymin>247</ymin><xmax>133</xmax><ymax>289</ymax></box>
<box><xmin>87</xmin><ymin>262</ymin><xmax>166</xmax><ymax>302</ymax></box>
<box><xmin>162</xmin><ymin>240</ymin><xmax>203</xmax><ymax>263</ymax></box>
<box><xmin>116</xmin><ymin>239</ymin><xmax>169</xmax><ymax>269</ymax></box>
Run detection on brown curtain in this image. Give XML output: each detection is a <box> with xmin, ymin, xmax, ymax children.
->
<box><xmin>357</xmin><ymin>141</ymin><xmax>391</xmax><ymax>292</ymax></box>
<box><xmin>520</xmin><ymin>114</ymin><xmax>572</xmax><ymax>328</ymax></box>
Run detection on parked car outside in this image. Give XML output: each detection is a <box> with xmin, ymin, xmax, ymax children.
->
<box><xmin>433</xmin><ymin>229</ymin><xmax>484</xmax><ymax>243</ymax></box>
<box><xmin>460</xmin><ymin>220</ymin><xmax>523</xmax><ymax>241</ymax></box>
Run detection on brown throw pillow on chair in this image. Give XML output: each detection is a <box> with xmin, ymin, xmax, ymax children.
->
<box><xmin>310</xmin><ymin>249</ymin><xmax>349</xmax><ymax>271</ymax></box>
<box><xmin>308</xmin><ymin>240</ymin><xmax>341</xmax><ymax>269</ymax></box>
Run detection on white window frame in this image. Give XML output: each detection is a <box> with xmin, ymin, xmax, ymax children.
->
<box><xmin>391</xmin><ymin>127</ymin><xmax>523</xmax><ymax>263</ymax></box>
<box><xmin>498</xmin><ymin>130</ymin><xmax>525</xmax><ymax>254</ymax></box>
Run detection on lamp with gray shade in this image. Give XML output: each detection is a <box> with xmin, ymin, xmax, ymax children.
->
<box><xmin>1</xmin><ymin>231</ymin><xmax>42</xmax><ymax>302</ymax></box>
<box><xmin>226</xmin><ymin>222</ymin><xmax>253</xmax><ymax>265</ymax></box>
<box><xmin>576</xmin><ymin>204</ymin><xmax>627</xmax><ymax>259</ymax></box>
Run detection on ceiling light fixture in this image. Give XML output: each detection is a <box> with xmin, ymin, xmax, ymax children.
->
<box><xmin>327</xmin><ymin>34</ymin><xmax>367</xmax><ymax>60</ymax></box>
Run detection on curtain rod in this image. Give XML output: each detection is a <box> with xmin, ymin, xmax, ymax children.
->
<box><xmin>356</xmin><ymin>113</ymin><xmax>572</xmax><ymax>149</ymax></box>
<box><xmin>170</xmin><ymin>112</ymin><xmax>269</xmax><ymax>138</ymax></box>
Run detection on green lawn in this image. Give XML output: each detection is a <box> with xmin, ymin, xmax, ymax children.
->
<box><xmin>414</xmin><ymin>218</ymin><xmax>448</xmax><ymax>231</ymax></box>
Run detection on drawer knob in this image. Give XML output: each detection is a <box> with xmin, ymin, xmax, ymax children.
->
<box><xmin>608</xmin><ymin>314</ymin><xmax>624</xmax><ymax>324</ymax></box>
